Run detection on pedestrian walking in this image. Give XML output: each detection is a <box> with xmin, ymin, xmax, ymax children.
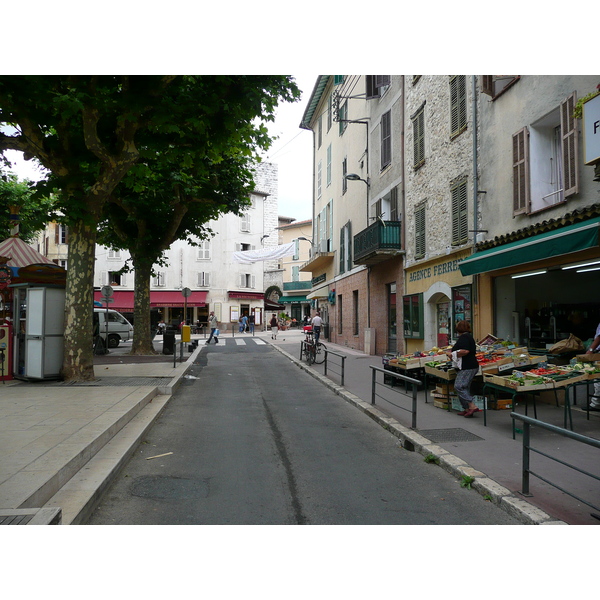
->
<box><xmin>447</xmin><ymin>320</ymin><xmax>480</xmax><ymax>418</ymax></box>
<box><xmin>206</xmin><ymin>311</ymin><xmax>219</xmax><ymax>344</ymax></box>
<box><xmin>311</xmin><ymin>311</ymin><xmax>323</xmax><ymax>345</ymax></box>
<box><xmin>270</xmin><ymin>313</ymin><xmax>279</xmax><ymax>340</ymax></box>
<box><xmin>249</xmin><ymin>313</ymin><xmax>255</xmax><ymax>334</ymax></box>
<box><xmin>586</xmin><ymin>321</ymin><xmax>600</xmax><ymax>410</ymax></box>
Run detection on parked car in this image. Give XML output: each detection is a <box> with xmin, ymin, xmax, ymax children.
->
<box><xmin>93</xmin><ymin>308</ymin><xmax>134</xmax><ymax>348</ymax></box>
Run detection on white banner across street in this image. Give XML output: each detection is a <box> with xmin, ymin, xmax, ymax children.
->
<box><xmin>233</xmin><ymin>242</ymin><xmax>296</xmax><ymax>264</ymax></box>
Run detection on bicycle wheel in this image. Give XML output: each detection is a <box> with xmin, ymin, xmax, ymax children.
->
<box><xmin>314</xmin><ymin>342</ymin><xmax>327</xmax><ymax>364</ymax></box>
<box><xmin>306</xmin><ymin>344</ymin><xmax>314</xmax><ymax>365</ymax></box>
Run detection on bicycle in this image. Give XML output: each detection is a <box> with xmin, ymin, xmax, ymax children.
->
<box><xmin>300</xmin><ymin>329</ymin><xmax>327</xmax><ymax>365</ymax></box>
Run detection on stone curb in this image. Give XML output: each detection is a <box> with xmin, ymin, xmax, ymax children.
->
<box><xmin>268</xmin><ymin>340</ymin><xmax>567</xmax><ymax>526</ymax></box>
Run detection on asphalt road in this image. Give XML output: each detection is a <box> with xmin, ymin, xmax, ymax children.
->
<box><xmin>87</xmin><ymin>337</ymin><xmax>520</xmax><ymax>525</ymax></box>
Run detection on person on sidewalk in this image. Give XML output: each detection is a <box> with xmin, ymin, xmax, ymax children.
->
<box><xmin>270</xmin><ymin>313</ymin><xmax>279</xmax><ymax>339</ymax></box>
<box><xmin>311</xmin><ymin>311</ymin><xmax>323</xmax><ymax>345</ymax></box>
<box><xmin>447</xmin><ymin>320</ymin><xmax>480</xmax><ymax>418</ymax></box>
<box><xmin>586</xmin><ymin>322</ymin><xmax>600</xmax><ymax>410</ymax></box>
<box><xmin>206</xmin><ymin>311</ymin><xmax>219</xmax><ymax>344</ymax></box>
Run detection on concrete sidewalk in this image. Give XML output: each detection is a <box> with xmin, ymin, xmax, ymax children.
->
<box><xmin>1</xmin><ymin>328</ymin><xmax>598</xmax><ymax>525</ymax></box>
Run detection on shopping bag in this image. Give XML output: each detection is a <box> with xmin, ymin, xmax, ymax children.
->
<box><xmin>214</xmin><ymin>328</ymin><xmax>220</xmax><ymax>337</ymax></box>
<box><xmin>549</xmin><ymin>333</ymin><xmax>583</xmax><ymax>354</ymax></box>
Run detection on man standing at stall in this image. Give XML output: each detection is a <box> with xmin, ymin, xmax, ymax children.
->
<box><xmin>586</xmin><ymin>322</ymin><xmax>600</xmax><ymax>411</ymax></box>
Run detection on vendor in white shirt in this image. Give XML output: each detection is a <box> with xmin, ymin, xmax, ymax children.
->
<box><xmin>586</xmin><ymin>322</ymin><xmax>600</xmax><ymax>411</ymax></box>
<box><xmin>311</xmin><ymin>312</ymin><xmax>323</xmax><ymax>345</ymax></box>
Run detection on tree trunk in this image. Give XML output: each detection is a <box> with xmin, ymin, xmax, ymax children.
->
<box><xmin>61</xmin><ymin>219</ymin><xmax>97</xmax><ymax>381</ymax></box>
<box><xmin>130</xmin><ymin>259</ymin><xmax>157</xmax><ymax>355</ymax></box>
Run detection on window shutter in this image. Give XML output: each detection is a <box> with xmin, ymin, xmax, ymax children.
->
<box><xmin>205</xmin><ymin>272</ymin><xmax>210</xmax><ymax>287</ymax></box>
<box><xmin>412</xmin><ymin>109</ymin><xmax>425</xmax><ymax>167</ymax></box>
<box><xmin>328</xmin><ymin>201</ymin><xmax>333</xmax><ymax>251</ymax></box>
<box><xmin>390</xmin><ymin>186</ymin><xmax>399</xmax><ymax>221</ymax></box>
<box><xmin>197</xmin><ymin>272</ymin><xmax>203</xmax><ymax>286</ymax></box>
<box><xmin>481</xmin><ymin>76</ymin><xmax>494</xmax><ymax>96</ymax></box>
<box><xmin>561</xmin><ymin>92</ymin><xmax>579</xmax><ymax>198</ymax></box>
<box><xmin>365</xmin><ymin>76</ymin><xmax>378</xmax><ymax>99</ymax></box>
<box><xmin>451</xmin><ymin>181</ymin><xmax>468</xmax><ymax>245</ymax></box>
<box><xmin>240</xmin><ymin>274</ymin><xmax>246</xmax><ymax>288</ymax></box>
<box><xmin>346</xmin><ymin>221</ymin><xmax>352</xmax><ymax>272</ymax></box>
<box><xmin>101</xmin><ymin>271</ymin><xmax>107</xmax><ymax>285</ymax></box>
<box><xmin>450</xmin><ymin>76</ymin><xmax>467</xmax><ymax>137</ymax></box>
<box><xmin>415</xmin><ymin>205</ymin><xmax>426</xmax><ymax>258</ymax></box>
<box><xmin>250</xmin><ymin>275</ymin><xmax>256</xmax><ymax>289</ymax></box>
<box><xmin>334</xmin><ymin>75</ymin><xmax>345</xmax><ymax>85</ymax></box>
<box><xmin>339</xmin><ymin>226</ymin><xmax>345</xmax><ymax>274</ymax></box>
<box><xmin>121</xmin><ymin>273</ymin><xmax>127</xmax><ymax>286</ymax></box>
<box><xmin>55</xmin><ymin>223</ymin><xmax>59</xmax><ymax>245</ymax></box>
<box><xmin>375</xmin><ymin>75</ymin><xmax>391</xmax><ymax>89</ymax></box>
<box><xmin>235</xmin><ymin>243</ymin><xmax>241</xmax><ymax>252</ymax></box>
<box><xmin>512</xmin><ymin>127</ymin><xmax>530</xmax><ymax>215</ymax></box>
<box><xmin>381</xmin><ymin>110</ymin><xmax>392</xmax><ymax>169</ymax></box>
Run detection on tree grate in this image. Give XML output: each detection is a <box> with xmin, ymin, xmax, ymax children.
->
<box><xmin>418</xmin><ymin>428</ymin><xmax>485</xmax><ymax>443</ymax></box>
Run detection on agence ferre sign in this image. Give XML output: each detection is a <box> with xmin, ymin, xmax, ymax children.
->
<box><xmin>583</xmin><ymin>93</ymin><xmax>600</xmax><ymax>166</ymax></box>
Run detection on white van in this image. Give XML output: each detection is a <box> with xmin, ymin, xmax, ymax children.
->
<box><xmin>93</xmin><ymin>308</ymin><xmax>134</xmax><ymax>348</ymax></box>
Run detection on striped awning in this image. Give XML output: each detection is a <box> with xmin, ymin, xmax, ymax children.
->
<box><xmin>0</xmin><ymin>236</ymin><xmax>54</xmax><ymax>268</ymax></box>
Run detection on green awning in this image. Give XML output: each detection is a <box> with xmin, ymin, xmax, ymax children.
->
<box><xmin>280</xmin><ymin>295</ymin><xmax>308</xmax><ymax>303</ymax></box>
<box><xmin>459</xmin><ymin>217</ymin><xmax>600</xmax><ymax>276</ymax></box>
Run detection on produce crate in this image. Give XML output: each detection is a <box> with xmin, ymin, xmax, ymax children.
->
<box><xmin>576</xmin><ymin>353</ymin><xmax>600</xmax><ymax>362</ymax></box>
<box><xmin>424</xmin><ymin>365</ymin><xmax>456</xmax><ymax>380</ymax></box>
<box><xmin>489</xmin><ymin>398</ymin><xmax>513</xmax><ymax>410</ymax></box>
<box><xmin>434</xmin><ymin>400</ymin><xmax>449</xmax><ymax>409</ymax></box>
<box><xmin>419</xmin><ymin>354</ymin><xmax>448</xmax><ymax>367</ymax></box>
<box><xmin>436</xmin><ymin>383</ymin><xmax>454</xmax><ymax>395</ymax></box>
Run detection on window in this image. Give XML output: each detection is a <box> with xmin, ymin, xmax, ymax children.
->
<box><xmin>55</xmin><ymin>223</ymin><xmax>68</xmax><ymax>245</ymax></box>
<box><xmin>403</xmin><ymin>293</ymin><xmax>424</xmax><ymax>338</ymax></box>
<box><xmin>317</xmin><ymin>160</ymin><xmax>322</xmax><ymax>199</ymax></box>
<box><xmin>415</xmin><ymin>204</ymin><xmax>426</xmax><ymax>259</ymax></box>
<box><xmin>107</xmin><ymin>271</ymin><xmax>125</xmax><ymax>286</ymax></box>
<box><xmin>342</xmin><ymin>157</ymin><xmax>347</xmax><ymax>194</ymax></box>
<box><xmin>390</xmin><ymin>186</ymin><xmax>399</xmax><ymax>221</ymax></box>
<box><xmin>366</xmin><ymin>75</ymin><xmax>391</xmax><ymax>99</ymax></box>
<box><xmin>152</xmin><ymin>272</ymin><xmax>166</xmax><ymax>287</ymax></box>
<box><xmin>318</xmin><ymin>202</ymin><xmax>333</xmax><ymax>252</ymax></box>
<box><xmin>197</xmin><ymin>272</ymin><xmax>210</xmax><ymax>287</ymax></box>
<box><xmin>449</xmin><ymin>75</ymin><xmax>467</xmax><ymax>138</ymax></box>
<box><xmin>197</xmin><ymin>240</ymin><xmax>211</xmax><ymax>260</ymax></box>
<box><xmin>317</xmin><ymin>115</ymin><xmax>322</xmax><ymax>149</ymax></box>
<box><xmin>292</xmin><ymin>266</ymin><xmax>300</xmax><ymax>282</ymax></box>
<box><xmin>381</xmin><ymin>110</ymin><xmax>392</xmax><ymax>170</ymax></box>
<box><xmin>451</xmin><ymin>179</ymin><xmax>468</xmax><ymax>245</ymax></box>
<box><xmin>412</xmin><ymin>105</ymin><xmax>425</xmax><ymax>168</ymax></box>
<box><xmin>339</xmin><ymin>221</ymin><xmax>352</xmax><ymax>274</ymax></box>
<box><xmin>481</xmin><ymin>76</ymin><xmax>520</xmax><ymax>99</ymax></box>
<box><xmin>107</xmin><ymin>249</ymin><xmax>121</xmax><ymax>260</ymax></box>
<box><xmin>237</xmin><ymin>243</ymin><xmax>253</xmax><ymax>252</ymax></box>
<box><xmin>293</xmin><ymin>239</ymin><xmax>300</xmax><ymax>260</ymax></box>
<box><xmin>240</xmin><ymin>274</ymin><xmax>256</xmax><ymax>289</ymax></box>
<box><xmin>240</xmin><ymin>212</ymin><xmax>251</xmax><ymax>232</ymax></box>
<box><xmin>338</xmin><ymin>99</ymin><xmax>348</xmax><ymax>135</ymax></box>
<box><xmin>353</xmin><ymin>290</ymin><xmax>359</xmax><ymax>335</ymax></box>
<box><xmin>512</xmin><ymin>93</ymin><xmax>578</xmax><ymax>216</ymax></box>
<box><xmin>326</xmin><ymin>144</ymin><xmax>332</xmax><ymax>187</ymax></box>
<box><xmin>451</xmin><ymin>285</ymin><xmax>472</xmax><ymax>339</ymax></box>
<box><xmin>327</xmin><ymin>94</ymin><xmax>333</xmax><ymax>131</ymax></box>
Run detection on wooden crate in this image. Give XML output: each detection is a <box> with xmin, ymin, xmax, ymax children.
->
<box><xmin>424</xmin><ymin>365</ymin><xmax>456</xmax><ymax>380</ymax></box>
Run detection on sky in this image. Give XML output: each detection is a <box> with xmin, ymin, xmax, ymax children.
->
<box><xmin>2</xmin><ymin>75</ymin><xmax>318</xmax><ymax>224</ymax></box>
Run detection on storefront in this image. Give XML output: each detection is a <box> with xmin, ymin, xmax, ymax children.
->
<box><xmin>460</xmin><ymin>215</ymin><xmax>600</xmax><ymax>349</ymax></box>
<box><xmin>403</xmin><ymin>249</ymin><xmax>473</xmax><ymax>353</ymax></box>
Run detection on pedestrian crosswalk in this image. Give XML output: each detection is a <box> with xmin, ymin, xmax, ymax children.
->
<box><xmin>204</xmin><ymin>337</ymin><xmax>267</xmax><ymax>346</ymax></box>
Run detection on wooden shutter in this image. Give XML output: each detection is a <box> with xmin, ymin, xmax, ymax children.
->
<box><xmin>415</xmin><ymin>205</ymin><xmax>425</xmax><ymax>258</ymax></box>
<box><xmin>339</xmin><ymin>226</ymin><xmax>346</xmax><ymax>274</ymax></box>
<box><xmin>450</xmin><ymin>76</ymin><xmax>467</xmax><ymax>137</ymax></box>
<box><xmin>561</xmin><ymin>92</ymin><xmax>579</xmax><ymax>198</ymax></box>
<box><xmin>390</xmin><ymin>186</ymin><xmax>399</xmax><ymax>221</ymax></box>
<box><xmin>413</xmin><ymin>109</ymin><xmax>425</xmax><ymax>167</ymax></box>
<box><xmin>381</xmin><ymin>110</ymin><xmax>392</xmax><ymax>169</ymax></box>
<box><xmin>346</xmin><ymin>221</ymin><xmax>352</xmax><ymax>272</ymax></box>
<box><xmin>55</xmin><ymin>223</ymin><xmax>60</xmax><ymax>244</ymax></box>
<box><xmin>481</xmin><ymin>75</ymin><xmax>494</xmax><ymax>96</ymax></box>
<box><xmin>451</xmin><ymin>181</ymin><xmax>468</xmax><ymax>245</ymax></box>
<box><xmin>512</xmin><ymin>127</ymin><xmax>530</xmax><ymax>215</ymax></box>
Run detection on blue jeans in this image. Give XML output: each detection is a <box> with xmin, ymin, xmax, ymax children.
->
<box><xmin>313</xmin><ymin>326</ymin><xmax>321</xmax><ymax>345</ymax></box>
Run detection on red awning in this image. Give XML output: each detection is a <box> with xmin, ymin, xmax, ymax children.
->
<box><xmin>94</xmin><ymin>290</ymin><xmax>134</xmax><ymax>311</ymax></box>
<box><xmin>93</xmin><ymin>290</ymin><xmax>208</xmax><ymax>310</ymax></box>
<box><xmin>150</xmin><ymin>290</ymin><xmax>208</xmax><ymax>307</ymax></box>
<box><xmin>228</xmin><ymin>291</ymin><xmax>264</xmax><ymax>300</ymax></box>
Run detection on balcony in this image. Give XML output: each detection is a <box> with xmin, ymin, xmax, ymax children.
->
<box><xmin>353</xmin><ymin>220</ymin><xmax>404</xmax><ymax>266</ymax></box>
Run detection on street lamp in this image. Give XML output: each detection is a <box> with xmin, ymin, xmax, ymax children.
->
<box><xmin>345</xmin><ymin>173</ymin><xmax>370</xmax><ymax>186</ymax></box>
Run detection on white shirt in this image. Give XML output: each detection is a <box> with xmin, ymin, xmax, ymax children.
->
<box><xmin>311</xmin><ymin>315</ymin><xmax>322</xmax><ymax>327</ymax></box>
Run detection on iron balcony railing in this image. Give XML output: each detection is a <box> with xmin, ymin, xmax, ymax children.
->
<box><xmin>353</xmin><ymin>220</ymin><xmax>402</xmax><ymax>264</ymax></box>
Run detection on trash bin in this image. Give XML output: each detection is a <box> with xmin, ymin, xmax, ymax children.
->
<box><xmin>323</xmin><ymin>323</ymin><xmax>330</xmax><ymax>341</ymax></box>
<box><xmin>163</xmin><ymin>330</ymin><xmax>175</xmax><ymax>355</ymax></box>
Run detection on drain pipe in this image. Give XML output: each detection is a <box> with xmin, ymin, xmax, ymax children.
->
<box><xmin>472</xmin><ymin>75</ymin><xmax>479</xmax><ymax>240</ymax></box>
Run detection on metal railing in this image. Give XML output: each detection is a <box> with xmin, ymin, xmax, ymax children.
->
<box><xmin>354</xmin><ymin>220</ymin><xmax>402</xmax><ymax>262</ymax></box>
<box><xmin>512</xmin><ymin>412</ymin><xmax>600</xmax><ymax>520</ymax></box>
<box><xmin>323</xmin><ymin>349</ymin><xmax>347</xmax><ymax>386</ymax></box>
<box><xmin>370</xmin><ymin>365</ymin><xmax>422</xmax><ymax>429</ymax></box>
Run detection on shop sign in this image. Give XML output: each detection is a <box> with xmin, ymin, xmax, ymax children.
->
<box><xmin>583</xmin><ymin>93</ymin><xmax>600</xmax><ymax>165</ymax></box>
<box><xmin>408</xmin><ymin>256</ymin><xmax>464</xmax><ymax>282</ymax></box>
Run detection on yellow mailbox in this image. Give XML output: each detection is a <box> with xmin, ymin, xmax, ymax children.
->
<box><xmin>181</xmin><ymin>325</ymin><xmax>191</xmax><ymax>343</ymax></box>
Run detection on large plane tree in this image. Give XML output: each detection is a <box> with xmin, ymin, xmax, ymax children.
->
<box><xmin>0</xmin><ymin>75</ymin><xmax>299</xmax><ymax>380</ymax></box>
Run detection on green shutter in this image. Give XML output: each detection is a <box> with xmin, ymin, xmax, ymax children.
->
<box><xmin>451</xmin><ymin>180</ymin><xmax>468</xmax><ymax>245</ymax></box>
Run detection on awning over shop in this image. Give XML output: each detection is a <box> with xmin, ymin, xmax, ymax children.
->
<box><xmin>228</xmin><ymin>291</ymin><xmax>264</xmax><ymax>300</ymax></box>
<box><xmin>150</xmin><ymin>291</ymin><xmax>207</xmax><ymax>307</ymax></box>
<box><xmin>280</xmin><ymin>295</ymin><xmax>308</xmax><ymax>303</ymax></box>
<box><xmin>93</xmin><ymin>290</ymin><xmax>208</xmax><ymax>310</ymax></box>
<box><xmin>306</xmin><ymin>285</ymin><xmax>329</xmax><ymax>299</ymax></box>
<box><xmin>93</xmin><ymin>290</ymin><xmax>135</xmax><ymax>311</ymax></box>
<box><xmin>459</xmin><ymin>217</ymin><xmax>600</xmax><ymax>276</ymax></box>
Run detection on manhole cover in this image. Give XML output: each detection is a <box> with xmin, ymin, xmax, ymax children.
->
<box><xmin>131</xmin><ymin>475</ymin><xmax>210</xmax><ymax>500</ymax></box>
<box><xmin>418</xmin><ymin>428</ymin><xmax>484</xmax><ymax>443</ymax></box>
